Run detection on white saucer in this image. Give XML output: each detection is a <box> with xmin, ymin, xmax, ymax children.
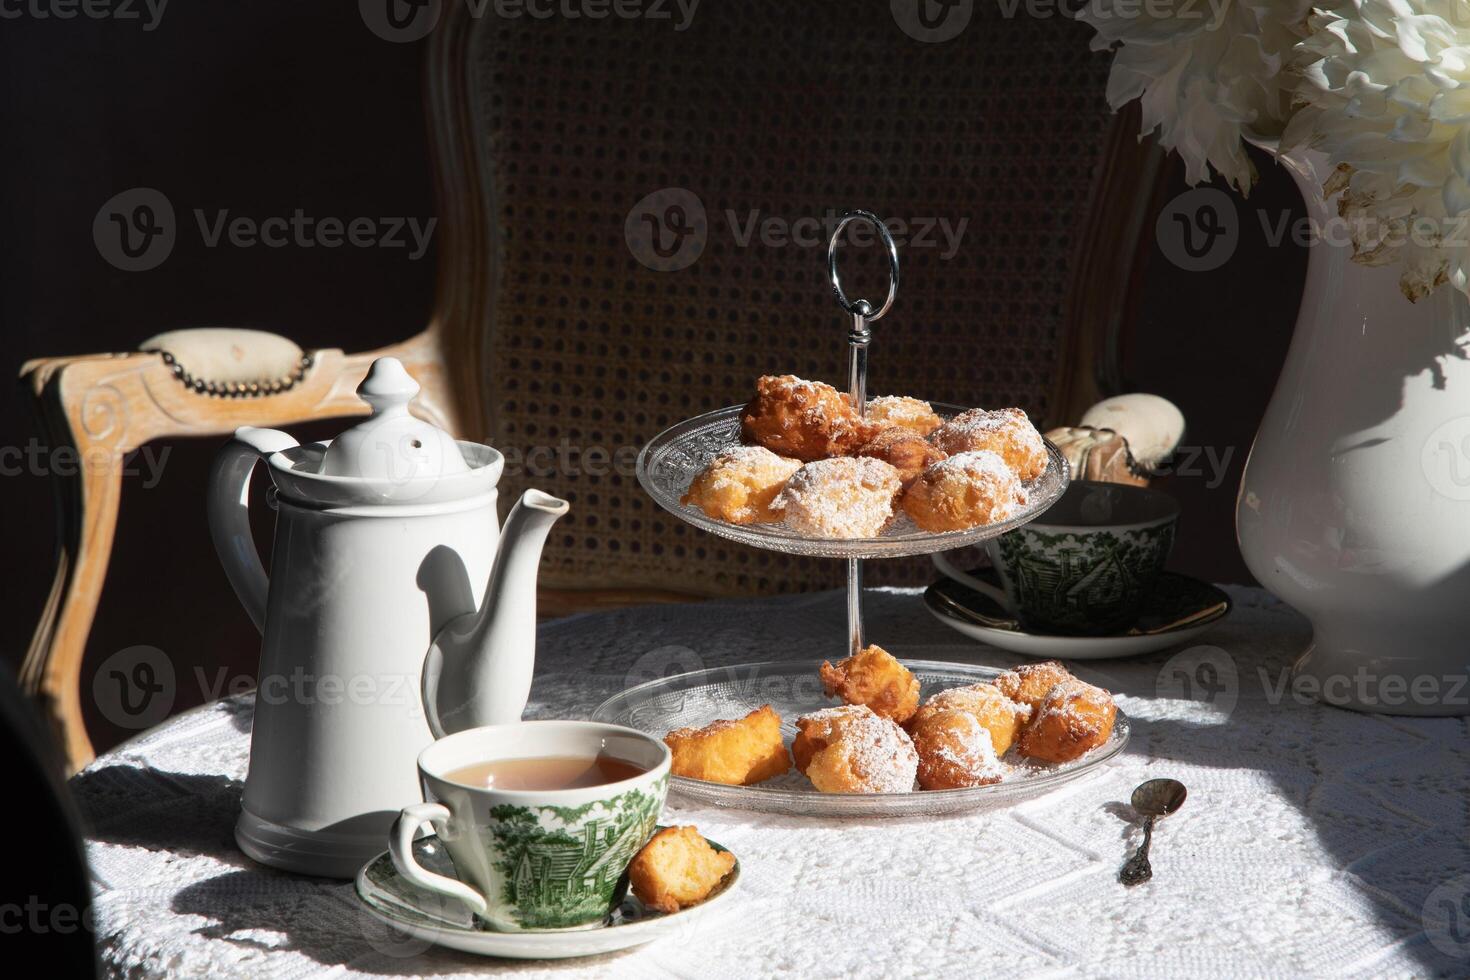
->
<box><xmin>925</xmin><ymin>569</ymin><xmax>1230</xmax><ymax>660</ymax></box>
<box><xmin>355</xmin><ymin>832</ymin><xmax>739</xmax><ymax>960</ymax></box>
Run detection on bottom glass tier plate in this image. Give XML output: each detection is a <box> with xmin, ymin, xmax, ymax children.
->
<box><xmin>591</xmin><ymin>659</ymin><xmax>1129</xmax><ymax>817</ymax></box>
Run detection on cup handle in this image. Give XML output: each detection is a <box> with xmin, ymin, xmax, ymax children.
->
<box><xmin>389</xmin><ymin>802</ymin><xmax>488</xmax><ymax>917</ymax></box>
<box><xmin>931</xmin><ymin>552</ymin><xmax>1015</xmax><ymax>615</ymax></box>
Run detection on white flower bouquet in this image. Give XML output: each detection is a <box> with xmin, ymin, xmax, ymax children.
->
<box><xmin>1083</xmin><ymin>0</ymin><xmax>1470</xmax><ymax>300</ymax></box>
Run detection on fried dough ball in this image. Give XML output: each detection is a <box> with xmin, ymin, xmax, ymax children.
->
<box><xmin>664</xmin><ymin>704</ymin><xmax>792</xmax><ymax>785</ymax></box>
<box><xmin>866</xmin><ymin>395</ymin><xmax>943</xmax><ymax>437</ymax></box>
<box><xmin>995</xmin><ymin>661</ymin><xmax>1074</xmax><ymax>712</ymax></box>
<box><xmin>793</xmin><ymin>705</ymin><xmax>918</xmax><ymax>794</ymax></box>
<box><xmin>775</xmin><ymin>456</ymin><xmax>903</xmax><ymax>538</ymax></box>
<box><xmin>819</xmin><ymin>644</ymin><xmax>921</xmax><ymax>724</ymax></box>
<box><xmin>628</xmin><ymin>826</ymin><xmax>736</xmax><ymax>913</ymax></box>
<box><xmin>856</xmin><ymin>426</ymin><xmax>948</xmax><ymax>486</ymax></box>
<box><xmin>680</xmin><ymin>445</ymin><xmax>801</xmax><ymax>525</ymax></box>
<box><xmin>740</xmin><ymin>374</ymin><xmax>883</xmax><ymax>462</ymax></box>
<box><xmin>1015</xmin><ymin>679</ymin><xmax>1118</xmax><ymax>763</ymax></box>
<box><xmin>929</xmin><ymin>408</ymin><xmax>1048</xmax><ymax>480</ymax></box>
<box><xmin>901</xmin><ymin>450</ymin><xmax>1028</xmax><ymax>532</ymax></box>
<box><xmin>908</xmin><ymin>683</ymin><xmax>1030</xmax><ymax>757</ymax></box>
<box><xmin>911</xmin><ymin>709</ymin><xmax>1009</xmax><ymax>789</ymax></box>
<box><xmin>792</xmin><ymin>704</ymin><xmax>867</xmax><ymax>773</ymax></box>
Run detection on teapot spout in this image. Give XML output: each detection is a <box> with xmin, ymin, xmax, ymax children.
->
<box><xmin>423</xmin><ymin>489</ymin><xmax>569</xmax><ymax>738</ymax></box>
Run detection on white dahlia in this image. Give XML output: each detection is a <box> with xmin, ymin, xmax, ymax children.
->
<box><xmin>1080</xmin><ymin>0</ymin><xmax>1313</xmax><ymax>193</ymax></box>
<box><xmin>1285</xmin><ymin>0</ymin><xmax>1470</xmax><ymax>301</ymax></box>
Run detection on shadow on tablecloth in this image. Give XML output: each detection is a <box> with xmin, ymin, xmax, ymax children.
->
<box><xmin>72</xmin><ymin>763</ymin><xmax>645</xmax><ymax>975</ymax></box>
<box><xmin>73</xmin><ymin>766</ymin><xmax>244</xmax><ymax>859</ymax></box>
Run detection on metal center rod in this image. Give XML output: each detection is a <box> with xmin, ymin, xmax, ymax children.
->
<box><xmin>827</xmin><ymin>209</ymin><xmax>898</xmax><ymax>663</ymax></box>
<box><xmin>848</xmin><ymin>307</ymin><xmax>871</xmax><ymax>410</ymax></box>
<box><xmin>847</xmin><ymin>303</ymin><xmax>871</xmax><ymax>658</ymax></box>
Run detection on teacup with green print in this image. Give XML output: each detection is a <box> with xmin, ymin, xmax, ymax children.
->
<box><xmin>390</xmin><ymin>720</ymin><xmax>670</xmax><ymax>932</ymax></box>
<box><xmin>937</xmin><ymin>481</ymin><xmax>1179</xmax><ymax>636</ymax></box>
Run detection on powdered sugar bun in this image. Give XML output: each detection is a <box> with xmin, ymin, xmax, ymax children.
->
<box><xmin>909</xmin><ymin>682</ymin><xmax>1030</xmax><ymax>757</ymax></box>
<box><xmin>912</xmin><ymin>710</ymin><xmax>1009</xmax><ymax>789</ymax></box>
<box><xmin>1015</xmin><ymin>678</ymin><xmax>1118</xmax><ymax>763</ymax></box>
<box><xmin>774</xmin><ymin>456</ymin><xmax>903</xmax><ymax>538</ymax></box>
<box><xmin>681</xmin><ymin>445</ymin><xmax>802</xmax><ymax>525</ymax></box>
<box><xmin>929</xmin><ymin>407</ymin><xmax>1047</xmax><ymax>480</ymax></box>
<box><xmin>740</xmin><ymin>374</ymin><xmax>883</xmax><ymax>461</ymax></box>
<box><xmin>856</xmin><ymin>426</ymin><xmax>947</xmax><ymax>486</ymax></box>
<box><xmin>901</xmin><ymin>450</ymin><xmax>1028</xmax><ymax>532</ymax></box>
<box><xmin>866</xmin><ymin>395</ymin><xmax>943</xmax><ymax>437</ymax></box>
<box><xmin>794</xmin><ymin>704</ymin><xmax>919</xmax><ymax>794</ymax></box>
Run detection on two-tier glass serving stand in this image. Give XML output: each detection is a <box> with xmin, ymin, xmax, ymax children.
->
<box><xmin>635</xmin><ymin>211</ymin><xmax>1070</xmax><ymax>656</ymax></box>
<box><xmin>602</xmin><ymin>212</ymin><xmax>1121</xmax><ymax>817</ymax></box>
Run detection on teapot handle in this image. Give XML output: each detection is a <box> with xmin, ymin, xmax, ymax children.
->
<box><xmin>208</xmin><ymin>426</ymin><xmax>299</xmax><ymax>634</ymax></box>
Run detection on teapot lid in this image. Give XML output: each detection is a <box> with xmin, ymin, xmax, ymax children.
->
<box><xmin>318</xmin><ymin>357</ymin><xmax>469</xmax><ymax>481</ymax></box>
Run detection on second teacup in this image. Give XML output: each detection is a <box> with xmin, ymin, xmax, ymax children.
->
<box><xmin>933</xmin><ymin>480</ymin><xmax>1179</xmax><ymax>635</ymax></box>
<box><xmin>390</xmin><ymin>720</ymin><xmax>670</xmax><ymax>932</ymax></box>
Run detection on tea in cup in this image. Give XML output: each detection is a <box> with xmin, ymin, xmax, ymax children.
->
<box><xmin>390</xmin><ymin>720</ymin><xmax>670</xmax><ymax>932</ymax></box>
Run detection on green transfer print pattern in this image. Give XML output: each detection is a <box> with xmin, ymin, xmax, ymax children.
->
<box><xmin>486</xmin><ymin>774</ymin><xmax>667</xmax><ymax>929</ymax></box>
<box><xmin>996</xmin><ymin>522</ymin><xmax>1174</xmax><ymax>633</ymax></box>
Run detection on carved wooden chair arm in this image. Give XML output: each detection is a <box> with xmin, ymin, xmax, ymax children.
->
<box><xmin>20</xmin><ymin>327</ymin><xmax>458</xmax><ymax>771</ymax></box>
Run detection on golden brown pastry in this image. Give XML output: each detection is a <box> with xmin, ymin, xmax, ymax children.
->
<box><xmin>739</xmin><ymin>374</ymin><xmax>883</xmax><ymax>462</ymax></box>
<box><xmin>792</xmin><ymin>704</ymin><xmax>918</xmax><ymax>793</ymax></box>
<box><xmin>995</xmin><ymin>661</ymin><xmax>1074</xmax><ymax>712</ymax></box>
<box><xmin>792</xmin><ymin>703</ymin><xmax>867</xmax><ymax>774</ymax></box>
<box><xmin>819</xmin><ymin>644</ymin><xmax>920</xmax><ymax>724</ymax></box>
<box><xmin>901</xmin><ymin>450</ymin><xmax>1028</xmax><ymax>532</ymax></box>
<box><xmin>664</xmin><ymin>705</ymin><xmax>792</xmax><ymax>785</ymax></box>
<box><xmin>929</xmin><ymin>407</ymin><xmax>1048</xmax><ymax>480</ymax></box>
<box><xmin>774</xmin><ymin>456</ymin><xmax>903</xmax><ymax>538</ymax></box>
<box><xmin>908</xmin><ymin>683</ymin><xmax>1029</xmax><ymax>757</ymax></box>
<box><xmin>911</xmin><ymin>709</ymin><xmax>1008</xmax><ymax>789</ymax></box>
<box><xmin>866</xmin><ymin>395</ymin><xmax>943</xmax><ymax>437</ymax></box>
<box><xmin>1015</xmin><ymin>678</ymin><xmax>1118</xmax><ymax>763</ymax></box>
<box><xmin>628</xmin><ymin>825</ymin><xmax>736</xmax><ymax>913</ymax></box>
<box><xmin>855</xmin><ymin>426</ymin><xmax>948</xmax><ymax>486</ymax></box>
<box><xmin>680</xmin><ymin>445</ymin><xmax>802</xmax><ymax>525</ymax></box>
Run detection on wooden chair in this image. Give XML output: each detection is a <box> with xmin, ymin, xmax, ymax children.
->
<box><xmin>19</xmin><ymin>329</ymin><xmax>473</xmax><ymax>769</ymax></box>
<box><xmin>23</xmin><ymin>5</ymin><xmax>1165</xmax><ymax>771</ymax></box>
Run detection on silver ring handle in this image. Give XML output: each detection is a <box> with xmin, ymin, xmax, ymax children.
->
<box><xmin>827</xmin><ymin>210</ymin><xmax>899</xmax><ymax>322</ymax></box>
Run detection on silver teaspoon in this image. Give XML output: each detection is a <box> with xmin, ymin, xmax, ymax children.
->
<box><xmin>1119</xmin><ymin>778</ymin><xmax>1187</xmax><ymax>886</ymax></box>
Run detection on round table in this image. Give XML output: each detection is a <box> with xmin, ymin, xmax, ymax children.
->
<box><xmin>74</xmin><ymin>586</ymin><xmax>1470</xmax><ymax>978</ymax></box>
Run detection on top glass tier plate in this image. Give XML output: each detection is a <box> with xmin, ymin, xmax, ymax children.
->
<box><xmin>636</xmin><ymin>404</ymin><xmax>1070</xmax><ymax>559</ymax></box>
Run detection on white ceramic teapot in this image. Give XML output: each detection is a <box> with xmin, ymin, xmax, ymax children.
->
<box><xmin>207</xmin><ymin>357</ymin><xmax>568</xmax><ymax>878</ymax></box>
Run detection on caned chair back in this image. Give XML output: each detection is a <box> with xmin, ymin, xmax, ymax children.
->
<box><xmin>425</xmin><ymin>3</ymin><xmax>1163</xmax><ymax>598</ymax></box>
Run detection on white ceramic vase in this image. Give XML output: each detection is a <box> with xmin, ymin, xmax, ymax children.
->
<box><xmin>1237</xmin><ymin>149</ymin><xmax>1470</xmax><ymax>715</ymax></box>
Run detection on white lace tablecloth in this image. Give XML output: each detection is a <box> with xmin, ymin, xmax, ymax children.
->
<box><xmin>74</xmin><ymin>587</ymin><xmax>1470</xmax><ymax>978</ymax></box>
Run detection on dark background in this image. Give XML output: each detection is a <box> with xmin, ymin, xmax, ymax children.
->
<box><xmin>0</xmin><ymin>3</ymin><xmax>1303</xmax><ymax>756</ymax></box>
